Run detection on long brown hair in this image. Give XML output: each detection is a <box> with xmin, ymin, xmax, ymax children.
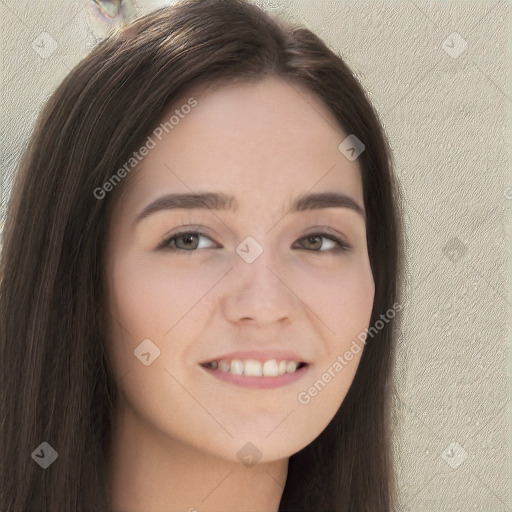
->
<box><xmin>0</xmin><ymin>1</ymin><xmax>404</xmax><ymax>510</ymax></box>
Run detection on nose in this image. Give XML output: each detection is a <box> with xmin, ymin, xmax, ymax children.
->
<box><xmin>222</xmin><ymin>239</ymin><xmax>299</xmax><ymax>326</ymax></box>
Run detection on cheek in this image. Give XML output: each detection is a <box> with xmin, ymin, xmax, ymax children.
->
<box><xmin>108</xmin><ymin>252</ymin><xmax>218</xmax><ymax>337</ymax></box>
<box><xmin>105</xmin><ymin>251</ymin><xmax>226</xmax><ymax>378</ymax></box>
<box><xmin>298</xmin><ymin>256</ymin><xmax>375</xmax><ymax>346</ymax></box>
<box><xmin>334</xmin><ymin>264</ymin><xmax>375</xmax><ymax>341</ymax></box>
<box><xmin>104</xmin><ymin>253</ymin><xmax>224</xmax><ymax>438</ymax></box>
<box><xmin>294</xmin><ymin>257</ymin><xmax>374</xmax><ymax>397</ymax></box>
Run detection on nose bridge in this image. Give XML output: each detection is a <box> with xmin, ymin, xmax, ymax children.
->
<box><xmin>224</xmin><ymin>232</ymin><xmax>296</xmax><ymax>322</ymax></box>
<box><xmin>236</xmin><ymin>232</ymin><xmax>282</xmax><ymax>293</ymax></box>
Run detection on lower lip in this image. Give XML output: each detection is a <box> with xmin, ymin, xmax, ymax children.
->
<box><xmin>200</xmin><ymin>364</ymin><xmax>311</xmax><ymax>389</ymax></box>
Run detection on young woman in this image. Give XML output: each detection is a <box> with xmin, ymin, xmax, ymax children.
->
<box><xmin>0</xmin><ymin>0</ymin><xmax>404</xmax><ymax>510</ymax></box>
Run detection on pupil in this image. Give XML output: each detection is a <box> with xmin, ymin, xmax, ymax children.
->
<box><xmin>308</xmin><ymin>235</ymin><xmax>321</xmax><ymax>249</ymax></box>
<box><xmin>180</xmin><ymin>234</ymin><xmax>197</xmax><ymax>248</ymax></box>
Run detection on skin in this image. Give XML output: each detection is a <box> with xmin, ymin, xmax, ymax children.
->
<box><xmin>105</xmin><ymin>76</ymin><xmax>375</xmax><ymax>512</ymax></box>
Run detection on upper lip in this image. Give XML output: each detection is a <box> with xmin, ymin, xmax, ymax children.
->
<box><xmin>200</xmin><ymin>350</ymin><xmax>309</xmax><ymax>365</ymax></box>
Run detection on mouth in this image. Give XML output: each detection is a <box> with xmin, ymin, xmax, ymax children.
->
<box><xmin>199</xmin><ymin>357</ymin><xmax>310</xmax><ymax>389</ymax></box>
<box><xmin>201</xmin><ymin>358</ymin><xmax>308</xmax><ymax>376</ymax></box>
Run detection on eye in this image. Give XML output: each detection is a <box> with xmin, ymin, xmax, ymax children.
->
<box><xmin>294</xmin><ymin>231</ymin><xmax>352</xmax><ymax>254</ymax></box>
<box><xmin>156</xmin><ymin>229</ymin><xmax>352</xmax><ymax>254</ymax></box>
<box><xmin>156</xmin><ymin>230</ymin><xmax>217</xmax><ymax>252</ymax></box>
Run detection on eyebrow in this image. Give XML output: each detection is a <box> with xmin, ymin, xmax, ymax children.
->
<box><xmin>134</xmin><ymin>191</ymin><xmax>366</xmax><ymax>224</ymax></box>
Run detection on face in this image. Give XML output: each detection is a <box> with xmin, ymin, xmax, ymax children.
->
<box><xmin>104</xmin><ymin>76</ymin><xmax>375</xmax><ymax>464</ymax></box>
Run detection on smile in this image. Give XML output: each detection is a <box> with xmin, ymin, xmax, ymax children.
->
<box><xmin>200</xmin><ymin>358</ymin><xmax>310</xmax><ymax>389</ymax></box>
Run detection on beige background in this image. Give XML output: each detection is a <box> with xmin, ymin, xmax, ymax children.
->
<box><xmin>0</xmin><ymin>1</ymin><xmax>510</xmax><ymax>510</ymax></box>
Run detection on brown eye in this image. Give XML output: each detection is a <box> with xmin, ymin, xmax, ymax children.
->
<box><xmin>302</xmin><ymin>235</ymin><xmax>323</xmax><ymax>250</ymax></box>
<box><xmin>157</xmin><ymin>231</ymin><xmax>216</xmax><ymax>252</ymax></box>
<box><xmin>295</xmin><ymin>232</ymin><xmax>352</xmax><ymax>254</ymax></box>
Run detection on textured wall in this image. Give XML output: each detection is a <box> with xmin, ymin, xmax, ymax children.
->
<box><xmin>0</xmin><ymin>1</ymin><xmax>510</xmax><ymax>510</ymax></box>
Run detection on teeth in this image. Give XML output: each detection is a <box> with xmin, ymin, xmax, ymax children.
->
<box><xmin>210</xmin><ymin>358</ymin><xmax>303</xmax><ymax>377</ymax></box>
<box><xmin>244</xmin><ymin>359</ymin><xmax>263</xmax><ymax>377</ymax></box>
<box><xmin>286</xmin><ymin>361</ymin><xmax>297</xmax><ymax>373</ymax></box>
<box><xmin>262</xmin><ymin>360</ymin><xmax>279</xmax><ymax>376</ymax></box>
<box><xmin>230</xmin><ymin>359</ymin><xmax>244</xmax><ymax>375</ymax></box>
<box><xmin>218</xmin><ymin>360</ymin><xmax>230</xmax><ymax>372</ymax></box>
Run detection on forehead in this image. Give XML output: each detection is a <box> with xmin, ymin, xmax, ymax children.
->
<box><xmin>116</xmin><ymin>76</ymin><xmax>363</xmax><ymax>219</ymax></box>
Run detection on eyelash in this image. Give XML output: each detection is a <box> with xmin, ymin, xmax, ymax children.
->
<box><xmin>156</xmin><ymin>229</ymin><xmax>352</xmax><ymax>254</ymax></box>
